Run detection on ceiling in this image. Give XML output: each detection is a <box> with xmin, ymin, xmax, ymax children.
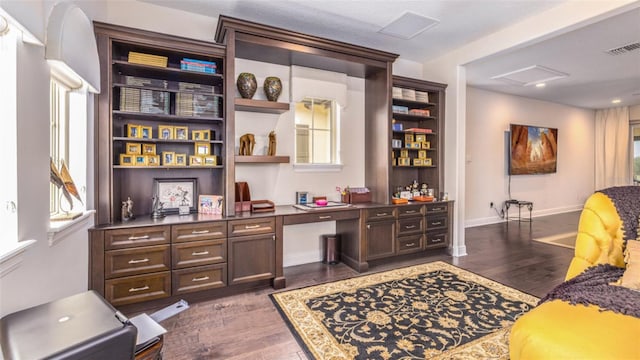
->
<box><xmin>142</xmin><ymin>0</ymin><xmax>640</xmax><ymax>110</ymax></box>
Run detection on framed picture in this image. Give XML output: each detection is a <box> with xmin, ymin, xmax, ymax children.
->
<box><xmin>153</xmin><ymin>178</ymin><xmax>197</xmax><ymax>214</ymax></box>
<box><xmin>413</xmin><ymin>158</ymin><xmax>423</xmax><ymax>166</ymax></box>
<box><xmin>404</xmin><ymin>134</ymin><xmax>414</xmax><ymax>143</ymax></box>
<box><xmin>174</xmin><ymin>126</ymin><xmax>189</xmax><ymax>140</ymax></box>
<box><xmin>191</xmin><ymin>130</ymin><xmax>210</xmax><ymax>141</ymax></box>
<box><xmin>418</xmin><ymin>150</ymin><xmax>427</xmax><ymax>159</ymax></box>
<box><xmin>422</xmin><ymin>141</ymin><xmax>431</xmax><ymax>149</ymax></box>
<box><xmin>119</xmin><ymin>154</ymin><xmax>134</xmax><ymax>166</ymax></box>
<box><xmin>175</xmin><ymin>153</ymin><xmax>187</xmax><ymax>166</ymax></box>
<box><xmin>140</xmin><ymin>126</ymin><xmax>153</xmax><ymax>139</ymax></box>
<box><xmin>126</xmin><ymin>124</ymin><xmax>141</xmax><ymax>138</ymax></box>
<box><xmin>147</xmin><ymin>155</ymin><xmax>160</xmax><ymax>166</ymax></box>
<box><xmin>415</xmin><ymin>134</ymin><xmax>426</xmax><ymax>143</ymax></box>
<box><xmin>400</xmin><ymin>149</ymin><xmax>409</xmax><ymax>158</ymax></box>
<box><xmin>158</xmin><ymin>125</ymin><xmax>174</xmax><ymax>140</ymax></box>
<box><xmin>162</xmin><ymin>151</ymin><xmax>176</xmax><ymax>166</ymax></box>
<box><xmin>189</xmin><ymin>155</ymin><xmax>203</xmax><ymax>166</ymax></box>
<box><xmin>423</xmin><ymin>158</ymin><xmax>433</xmax><ymax>166</ymax></box>
<box><xmin>198</xmin><ymin>195</ymin><xmax>223</xmax><ymax>215</ymax></box>
<box><xmin>126</xmin><ymin>142</ymin><xmax>142</xmax><ymax>155</ymax></box>
<box><xmin>194</xmin><ymin>142</ymin><xmax>210</xmax><ymax>156</ymax></box>
<box><xmin>142</xmin><ymin>143</ymin><xmax>156</xmax><ymax>155</ymax></box>
<box><xmin>203</xmin><ymin>155</ymin><xmax>217</xmax><ymax>166</ymax></box>
<box><xmin>135</xmin><ymin>155</ymin><xmax>147</xmax><ymax>166</ymax></box>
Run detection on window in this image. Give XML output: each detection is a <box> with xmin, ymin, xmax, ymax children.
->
<box><xmin>294</xmin><ymin>97</ymin><xmax>340</xmax><ymax>165</ymax></box>
<box><xmin>50</xmin><ymin>75</ymin><xmax>88</xmax><ymax>220</ymax></box>
<box><xmin>632</xmin><ymin>121</ymin><xmax>640</xmax><ymax>185</ymax></box>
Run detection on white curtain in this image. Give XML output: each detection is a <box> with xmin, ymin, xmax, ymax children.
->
<box><xmin>595</xmin><ymin>106</ymin><xmax>630</xmax><ymax>189</ymax></box>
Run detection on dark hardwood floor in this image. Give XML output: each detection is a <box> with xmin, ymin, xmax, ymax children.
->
<box><xmin>159</xmin><ymin>211</ymin><xmax>580</xmax><ymax>359</ymax></box>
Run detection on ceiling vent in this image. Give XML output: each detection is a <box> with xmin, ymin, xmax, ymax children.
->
<box><xmin>378</xmin><ymin>11</ymin><xmax>440</xmax><ymax>40</ymax></box>
<box><xmin>606</xmin><ymin>41</ymin><xmax>640</xmax><ymax>55</ymax></box>
<box><xmin>491</xmin><ymin>65</ymin><xmax>568</xmax><ymax>86</ymax></box>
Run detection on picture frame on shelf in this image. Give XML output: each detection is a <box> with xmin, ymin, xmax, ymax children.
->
<box><xmin>422</xmin><ymin>141</ymin><xmax>431</xmax><ymax>149</ymax></box>
<box><xmin>424</xmin><ymin>158</ymin><xmax>433</xmax><ymax>166</ymax></box>
<box><xmin>158</xmin><ymin>125</ymin><xmax>174</xmax><ymax>140</ymax></box>
<box><xmin>415</xmin><ymin>134</ymin><xmax>426</xmax><ymax>143</ymax></box>
<box><xmin>142</xmin><ymin>144</ymin><xmax>156</xmax><ymax>155</ymax></box>
<box><xmin>194</xmin><ymin>142</ymin><xmax>210</xmax><ymax>156</ymax></box>
<box><xmin>126</xmin><ymin>142</ymin><xmax>142</xmax><ymax>155</ymax></box>
<box><xmin>175</xmin><ymin>126</ymin><xmax>189</xmax><ymax>140</ymax></box>
<box><xmin>203</xmin><ymin>155</ymin><xmax>217</xmax><ymax>166</ymax></box>
<box><xmin>119</xmin><ymin>154</ymin><xmax>134</xmax><ymax>166</ymax></box>
<box><xmin>198</xmin><ymin>194</ymin><xmax>223</xmax><ymax>215</ymax></box>
<box><xmin>126</xmin><ymin>124</ymin><xmax>141</xmax><ymax>138</ymax></box>
<box><xmin>418</xmin><ymin>150</ymin><xmax>427</xmax><ymax>159</ymax></box>
<box><xmin>147</xmin><ymin>155</ymin><xmax>160</xmax><ymax>166</ymax></box>
<box><xmin>153</xmin><ymin>178</ymin><xmax>197</xmax><ymax>214</ymax></box>
<box><xmin>162</xmin><ymin>151</ymin><xmax>176</xmax><ymax>166</ymax></box>
<box><xmin>175</xmin><ymin>153</ymin><xmax>187</xmax><ymax>166</ymax></box>
<box><xmin>140</xmin><ymin>126</ymin><xmax>153</xmax><ymax>139</ymax></box>
<box><xmin>192</xmin><ymin>130</ymin><xmax>211</xmax><ymax>141</ymax></box>
<box><xmin>135</xmin><ymin>155</ymin><xmax>147</xmax><ymax>166</ymax></box>
<box><xmin>189</xmin><ymin>155</ymin><xmax>203</xmax><ymax>166</ymax></box>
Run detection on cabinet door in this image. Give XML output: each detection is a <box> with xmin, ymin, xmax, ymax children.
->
<box><xmin>366</xmin><ymin>220</ymin><xmax>396</xmax><ymax>260</ymax></box>
<box><xmin>228</xmin><ymin>233</ymin><xmax>275</xmax><ymax>285</ymax></box>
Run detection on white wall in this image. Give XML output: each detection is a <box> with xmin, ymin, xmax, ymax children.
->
<box><xmin>465</xmin><ymin>87</ymin><xmax>595</xmax><ymax>227</ymax></box>
<box><xmin>630</xmin><ymin>104</ymin><xmax>640</xmax><ymax>120</ymax></box>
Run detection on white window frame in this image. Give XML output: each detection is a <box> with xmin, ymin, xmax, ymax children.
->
<box><xmin>294</xmin><ymin>97</ymin><xmax>342</xmax><ymax>171</ymax></box>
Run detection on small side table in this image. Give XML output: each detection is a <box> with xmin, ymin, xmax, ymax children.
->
<box><xmin>505</xmin><ymin>200</ymin><xmax>533</xmax><ymax>222</ymax></box>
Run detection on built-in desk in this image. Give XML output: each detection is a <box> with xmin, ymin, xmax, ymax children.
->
<box><xmin>89</xmin><ymin>201</ymin><xmax>453</xmax><ymax>309</ymax></box>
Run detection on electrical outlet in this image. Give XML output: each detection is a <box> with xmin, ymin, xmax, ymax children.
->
<box><xmin>490</xmin><ymin>202</ymin><xmax>494</xmax><ymax>208</ymax></box>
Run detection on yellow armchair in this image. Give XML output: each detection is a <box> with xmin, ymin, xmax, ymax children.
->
<box><xmin>509</xmin><ymin>189</ymin><xmax>640</xmax><ymax>360</ymax></box>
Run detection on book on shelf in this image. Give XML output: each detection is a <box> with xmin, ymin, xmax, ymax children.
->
<box><xmin>128</xmin><ymin>51</ymin><xmax>168</xmax><ymax>67</ymax></box>
<box><xmin>404</xmin><ymin>128</ymin><xmax>433</xmax><ymax>133</ymax></box>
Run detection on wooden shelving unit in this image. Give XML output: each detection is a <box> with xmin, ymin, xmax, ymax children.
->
<box><xmin>234</xmin><ymin>155</ymin><xmax>290</xmax><ymax>163</ymax></box>
<box><xmin>234</xmin><ymin>98</ymin><xmax>290</xmax><ymax>114</ymax></box>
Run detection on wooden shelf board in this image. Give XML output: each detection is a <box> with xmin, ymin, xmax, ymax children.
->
<box><xmin>392</xmin><ymin>112</ymin><xmax>436</xmax><ymax>121</ymax></box>
<box><xmin>113</xmin><ymin>165</ymin><xmax>223</xmax><ymax>169</ymax></box>
<box><xmin>113</xmin><ymin>111</ymin><xmax>223</xmax><ymax>123</ymax></box>
<box><xmin>234</xmin><ymin>155</ymin><xmax>290</xmax><ymax>163</ymax></box>
<box><xmin>235</xmin><ymin>98</ymin><xmax>290</xmax><ymax>114</ymax></box>
<box><xmin>113</xmin><ymin>137</ymin><xmax>223</xmax><ymax>144</ymax></box>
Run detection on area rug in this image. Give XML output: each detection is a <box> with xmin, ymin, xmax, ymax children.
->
<box><xmin>532</xmin><ymin>232</ymin><xmax>578</xmax><ymax>249</ymax></box>
<box><xmin>270</xmin><ymin>261</ymin><xmax>538</xmax><ymax>360</ymax></box>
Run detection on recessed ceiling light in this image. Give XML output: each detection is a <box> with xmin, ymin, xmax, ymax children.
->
<box><xmin>612</xmin><ymin>99</ymin><xmax>622</xmax><ymax>104</ymax></box>
<box><xmin>535</xmin><ymin>83</ymin><xmax>546</xmax><ymax>88</ymax></box>
<box><xmin>378</xmin><ymin>11</ymin><xmax>440</xmax><ymax>40</ymax></box>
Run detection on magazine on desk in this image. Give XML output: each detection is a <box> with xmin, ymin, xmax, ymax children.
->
<box><xmin>293</xmin><ymin>201</ymin><xmax>353</xmax><ymax>211</ymax></box>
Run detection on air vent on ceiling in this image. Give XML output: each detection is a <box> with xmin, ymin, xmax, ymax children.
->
<box><xmin>605</xmin><ymin>42</ymin><xmax>640</xmax><ymax>55</ymax></box>
<box><xmin>491</xmin><ymin>65</ymin><xmax>568</xmax><ymax>87</ymax></box>
<box><xmin>378</xmin><ymin>11</ymin><xmax>440</xmax><ymax>40</ymax></box>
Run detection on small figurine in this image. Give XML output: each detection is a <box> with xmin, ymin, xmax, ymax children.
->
<box><xmin>151</xmin><ymin>196</ymin><xmax>165</xmax><ymax>219</ymax></box>
<box><xmin>268</xmin><ymin>131</ymin><xmax>277</xmax><ymax>156</ymax></box>
<box><xmin>122</xmin><ymin>196</ymin><xmax>134</xmax><ymax>221</ymax></box>
<box><xmin>420</xmin><ymin>183</ymin><xmax>428</xmax><ymax>195</ymax></box>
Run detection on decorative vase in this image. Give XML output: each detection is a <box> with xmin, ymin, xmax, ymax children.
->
<box><xmin>263</xmin><ymin>76</ymin><xmax>282</xmax><ymax>102</ymax></box>
<box><xmin>236</xmin><ymin>72</ymin><xmax>257</xmax><ymax>99</ymax></box>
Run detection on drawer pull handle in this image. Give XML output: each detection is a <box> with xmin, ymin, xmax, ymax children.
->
<box><xmin>405</xmin><ymin>243</ymin><xmax>415</xmax><ymax>247</ymax></box>
<box><xmin>191</xmin><ymin>230</ymin><xmax>210</xmax><ymax>234</ymax></box>
<box><xmin>319</xmin><ymin>215</ymin><xmax>332</xmax><ymax>220</ymax></box>
<box><xmin>405</xmin><ymin>225</ymin><xmax>416</xmax><ymax>229</ymax></box>
<box><xmin>376</xmin><ymin>213</ymin><xmax>388</xmax><ymax>217</ymax></box>
<box><xmin>128</xmin><ymin>235</ymin><xmax>150</xmax><ymax>240</ymax></box>
<box><xmin>431</xmin><ymin>207</ymin><xmax>444</xmax><ymax>212</ymax></box>
<box><xmin>432</xmin><ymin>238</ymin><xmax>443</xmax><ymax>242</ymax></box>
<box><xmin>128</xmin><ymin>258</ymin><xmax>149</xmax><ymax>264</ymax></box>
<box><xmin>245</xmin><ymin>224</ymin><xmax>261</xmax><ymax>229</ymax></box>
<box><xmin>405</xmin><ymin>210</ymin><xmax>416</xmax><ymax>214</ymax></box>
<box><xmin>192</xmin><ymin>276</ymin><xmax>210</xmax><ymax>282</ymax></box>
<box><xmin>192</xmin><ymin>251</ymin><xmax>210</xmax><ymax>256</ymax></box>
<box><xmin>128</xmin><ymin>285</ymin><xmax>149</xmax><ymax>293</ymax></box>
<box><xmin>432</xmin><ymin>221</ymin><xmax>442</xmax><ymax>226</ymax></box>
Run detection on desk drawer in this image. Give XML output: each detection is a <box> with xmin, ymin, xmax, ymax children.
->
<box><xmin>397</xmin><ymin>234</ymin><xmax>424</xmax><ymax>254</ymax></box>
<box><xmin>397</xmin><ymin>205</ymin><xmax>424</xmax><ymax>218</ymax></box>
<box><xmin>284</xmin><ymin>209</ymin><xmax>359</xmax><ymax>225</ymax></box>
<box><xmin>105</xmin><ymin>226</ymin><xmax>170</xmax><ymax>250</ymax></box>
<box><xmin>426</xmin><ymin>231</ymin><xmax>448</xmax><ymax>248</ymax></box>
<box><xmin>172</xmin><ymin>239</ymin><xmax>226</xmax><ymax>269</ymax></box>
<box><xmin>172</xmin><ymin>221</ymin><xmax>226</xmax><ymax>243</ymax></box>
<box><xmin>397</xmin><ymin>217</ymin><xmax>424</xmax><ymax>235</ymax></box>
<box><xmin>425</xmin><ymin>203</ymin><xmax>448</xmax><ymax>214</ymax></box>
<box><xmin>105</xmin><ymin>271</ymin><xmax>170</xmax><ymax>306</ymax></box>
<box><xmin>364</xmin><ymin>207</ymin><xmax>396</xmax><ymax>221</ymax></box>
<box><xmin>228</xmin><ymin>218</ymin><xmax>275</xmax><ymax>237</ymax></box>
<box><xmin>426</xmin><ymin>215</ymin><xmax>447</xmax><ymax>230</ymax></box>
<box><xmin>172</xmin><ymin>264</ymin><xmax>226</xmax><ymax>295</ymax></box>
<box><xmin>105</xmin><ymin>245</ymin><xmax>170</xmax><ymax>279</ymax></box>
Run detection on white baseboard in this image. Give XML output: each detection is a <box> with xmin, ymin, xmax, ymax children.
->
<box><xmin>465</xmin><ymin>204</ymin><xmax>583</xmax><ymax>228</ymax></box>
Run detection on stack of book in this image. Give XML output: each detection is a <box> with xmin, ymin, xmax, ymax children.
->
<box><xmin>128</xmin><ymin>52</ymin><xmax>168</xmax><ymax>67</ymax></box>
<box><xmin>180</xmin><ymin>58</ymin><xmax>217</xmax><ymax>74</ymax></box>
<box><xmin>401</xmin><ymin>88</ymin><xmax>416</xmax><ymax>101</ymax></box>
<box><xmin>392</xmin><ymin>87</ymin><xmax>403</xmax><ymax>99</ymax></box>
<box><xmin>124</xmin><ymin>76</ymin><xmax>168</xmax><ymax>89</ymax></box>
<box><xmin>178</xmin><ymin>81</ymin><xmax>216</xmax><ymax>94</ymax></box>
<box><xmin>140</xmin><ymin>89</ymin><xmax>170</xmax><ymax>114</ymax></box>
<box><xmin>120</xmin><ymin>87</ymin><xmax>141</xmax><ymax>112</ymax></box>
<box><xmin>415</xmin><ymin>91</ymin><xmax>429</xmax><ymax>103</ymax></box>
<box><xmin>409</xmin><ymin>109</ymin><xmax>431</xmax><ymax>117</ymax></box>
<box><xmin>176</xmin><ymin>93</ymin><xmax>220</xmax><ymax>117</ymax></box>
<box><xmin>392</xmin><ymin>105</ymin><xmax>409</xmax><ymax>114</ymax></box>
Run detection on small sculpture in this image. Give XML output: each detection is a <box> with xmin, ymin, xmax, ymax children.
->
<box><xmin>267</xmin><ymin>131</ymin><xmax>276</xmax><ymax>156</ymax></box>
<box><xmin>239</xmin><ymin>133</ymin><xmax>255</xmax><ymax>155</ymax></box>
<box><xmin>236</xmin><ymin>72</ymin><xmax>257</xmax><ymax>99</ymax></box>
<box><xmin>122</xmin><ymin>196</ymin><xmax>134</xmax><ymax>221</ymax></box>
<box><xmin>263</xmin><ymin>76</ymin><xmax>282</xmax><ymax>101</ymax></box>
<box><xmin>151</xmin><ymin>196</ymin><xmax>165</xmax><ymax>219</ymax></box>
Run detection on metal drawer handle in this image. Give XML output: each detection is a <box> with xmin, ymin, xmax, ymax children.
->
<box><xmin>128</xmin><ymin>235</ymin><xmax>150</xmax><ymax>240</ymax></box>
<box><xmin>128</xmin><ymin>258</ymin><xmax>149</xmax><ymax>264</ymax></box>
<box><xmin>128</xmin><ymin>285</ymin><xmax>149</xmax><ymax>293</ymax></box>
<box><xmin>376</xmin><ymin>213</ymin><xmax>388</xmax><ymax>216</ymax></box>
<box><xmin>191</xmin><ymin>230</ymin><xmax>210</xmax><ymax>234</ymax></box>
<box><xmin>405</xmin><ymin>225</ymin><xmax>416</xmax><ymax>229</ymax></box>
<box><xmin>191</xmin><ymin>250</ymin><xmax>210</xmax><ymax>256</ymax></box>
<box><xmin>432</xmin><ymin>238</ymin><xmax>443</xmax><ymax>242</ymax></box>
<box><xmin>431</xmin><ymin>207</ymin><xmax>444</xmax><ymax>212</ymax></box>
<box><xmin>319</xmin><ymin>215</ymin><xmax>332</xmax><ymax>220</ymax></box>
<box><xmin>192</xmin><ymin>276</ymin><xmax>210</xmax><ymax>282</ymax></box>
<box><xmin>432</xmin><ymin>221</ymin><xmax>442</xmax><ymax>226</ymax></box>
<box><xmin>245</xmin><ymin>224</ymin><xmax>261</xmax><ymax>229</ymax></box>
<box><xmin>405</xmin><ymin>243</ymin><xmax>415</xmax><ymax>247</ymax></box>
<box><xmin>405</xmin><ymin>210</ymin><xmax>416</xmax><ymax>214</ymax></box>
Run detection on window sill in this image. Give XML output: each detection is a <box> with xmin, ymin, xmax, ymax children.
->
<box><xmin>293</xmin><ymin>164</ymin><xmax>343</xmax><ymax>172</ymax></box>
<box><xmin>0</xmin><ymin>239</ymin><xmax>37</xmax><ymax>278</ymax></box>
<box><xmin>48</xmin><ymin>210</ymin><xmax>95</xmax><ymax>247</ymax></box>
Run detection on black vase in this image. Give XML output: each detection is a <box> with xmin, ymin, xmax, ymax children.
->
<box><xmin>263</xmin><ymin>76</ymin><xmax>282</xmax><ymax>102</ymax></box>
<box><xmin>237</xmin><ymin>72</ymin><xmax>257</xmax><ymax>99</ymax></box>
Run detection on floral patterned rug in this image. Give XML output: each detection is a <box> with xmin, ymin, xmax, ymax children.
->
<box><xmin>270</xmin><ymin>261</ymin><xmax>538</xmax><ymax>360</ymax></box>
